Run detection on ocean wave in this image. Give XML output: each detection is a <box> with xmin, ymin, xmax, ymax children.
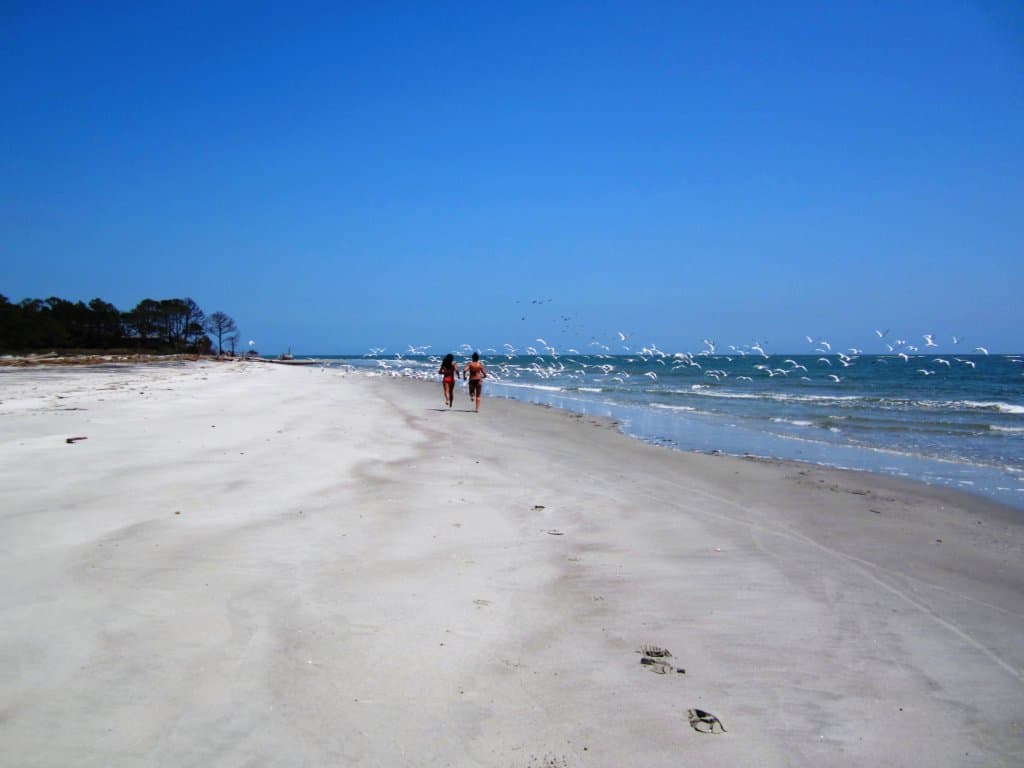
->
<box><xmin>496</xmin><ymin>382</ymin><xmax>564</xmax><ymax>392</ymax></box>
<box><xmin>989</xmin><ymin>425</ymin><xmax>1024</xmax><ymax>433</ymax></box>
<box><xmin>577</xmin><ymin>387</ymin><xmax>603</xmax><ymax>392</ymax></box>
<box><xmin>770</xmin><ymin>417</ymin><xmax>815</xmax><ymax>427</ymax></box>
<box><xmin>649</xmin><ymin>403</ymin><xmax>697</xmax><ymax>413</ymax></box>
<box><xmin>656</xmin><ymin>388</ymin><xmax>1024</xmax><ymax>415</ymax></box>
<box><xmin>960</xmin><ymin>401</ymin><xmax>1024</xmax><ymax>415</ymax></box>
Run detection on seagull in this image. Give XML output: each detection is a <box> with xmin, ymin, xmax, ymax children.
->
<box><xmin>917</xmin><ymin>369</ymin><xmax>935</xmax><ymax>375</ymax></box>
<box><xmin>956</xmin><ymin>358</ymin><xmax>976</xmax><ymax>368</ymax></box>
<box><xmin>923</xmin><ymin>334</ymin><xmax>938</xmax><ymax>347</ymax></box>
<box><xmin>875</xmin><ymin>329</ymin><xmax>890</xmax><ymax>338</ymax></box>
<box><xmin>536</xmin><ymin>338</ymin><xmax>547</xmax><ymax>346</ymax></box>
<box><xmin>827</xmin><ymin>374</ymin><xmax>842</xmax><ymax>382</ymax></box>
<box><xmin>818</xmin><ymin>340</ymin><xmax>832</xmax><ymax>352</ymax></box>
<box><xmin>933</xmin><ymin>358</ymin><xmax>951</xmax><ymax>367</ymax></box>
<box><xmin>643</xmin><ymin>371</ymin><xmax>658</xmax><ymax>381</ymax></box>
<box><xmin>897</xmin><ymin>352</ymin><xmax>910</xmax><ymax>362</ymax></box>
<box><xmin>817</xmin><ymin>357</ymin><xmax>833</xmax><ymax>367</ymax></box>
<box><xmin>617</xmin><ymin>331</ymin><xmax>628</xmax><ymax>342</ymax></box>
<box><xmin>952</xmin><ymin>335</ymin><xmax>962</xmax><ymax>345</ymax></box>
<box><xmin>975</xmin><ymin>346</ymin><xmax>989</xmax><ymax>355</ymax></box>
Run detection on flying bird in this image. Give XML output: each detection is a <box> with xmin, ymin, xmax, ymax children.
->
<box><xmin>975</xmin><ymin>346</ymin><xmax>989</xmax><ymax>355</ymax></box>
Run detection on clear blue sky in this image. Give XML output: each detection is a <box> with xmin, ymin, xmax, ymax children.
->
<box><xmin>3</xmin><ymin>1</ymin><xmax>1023</xmax><ymax>355</ymax></box>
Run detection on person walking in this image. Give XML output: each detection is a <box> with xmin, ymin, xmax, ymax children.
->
<box><xmin>438</xmin><ymin>353</ymin><xmax>460</xmax><ymax>408</ymax></box>
<box><xmin>463</xmin><ymin>351</ymin><xmax>487</xmax><ymax>413</ymax></box>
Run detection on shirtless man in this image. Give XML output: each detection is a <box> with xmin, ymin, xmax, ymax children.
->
<box><xmin>463</xmin><ymin>351</ymin><xmax>487</xmax><ymax>413</ymax></box>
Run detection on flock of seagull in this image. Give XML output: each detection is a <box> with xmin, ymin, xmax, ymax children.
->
<box><xmin>359</xmin><ymin>331</ymin><xmax>1020</xmax><ymax>388</ymax></box>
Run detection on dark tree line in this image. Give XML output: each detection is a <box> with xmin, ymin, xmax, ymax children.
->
<box><xmin>0</xmin><ymin>294</ymin><xmax>239</xmax><ymax>354</ymax></box>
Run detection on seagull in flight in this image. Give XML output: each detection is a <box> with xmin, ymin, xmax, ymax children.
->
<box><xmin>975</xmin><ymin>346</ymin><xmax>989</xmax><ymax>355</ymax></box>
<box><xmin>827</xmin><ymin>374</ymin><xmax>842</xmax><ymax>382</ymax></box>
<box><xmin>875</xmin><ymin>329</ymin><xmax>890</xmax><ymax>338</ymax></box>
<box><xmin>923</xmin><ymin>334</ymin><xmax>938</xmax><ymax>347</ymax></box>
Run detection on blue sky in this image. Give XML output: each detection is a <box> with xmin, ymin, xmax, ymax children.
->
<box><xmin>3</xmin><ymin>1</ymin><xmax>1023</xmax><ymax>355</ymax></box>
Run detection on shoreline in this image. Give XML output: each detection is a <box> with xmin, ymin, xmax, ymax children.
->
<box><xmin>1</xmin><ymin>361</ymin><xmax>1022</xmax><ymax>766</ymax></box>
<box><xmin>481</xmin><ymin>379</ymin><xmax>1024</xmax><ymax>513</ymax></box>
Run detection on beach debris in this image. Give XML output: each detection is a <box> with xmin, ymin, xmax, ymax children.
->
<box><xmin>533</xmin><ymin>504</ymin><xmax>546</xmax><ymax>510</ymax></box>
<box><xmin>544</xmin><ymin>529</ymin><xmax>564</xmax><ymax>536</ymax></box>
<box><xmin>637</xmin><ymin>643</ymin><xmax>672</xmax><ymax>658</ymax></box>
<box><xmin>641</xmin><ymin>657</ymin><xmax>685</xmax><ymax>674</ymax></box>
<box><xmin>65</xmin><ymin>436</ymin><xmax>88</xmax><ymax>444</ymax></box>
<box><xmin>687</xmin><ymin>708</ymin><xmax>726</xmax><ymax>733</ymax></box>
<box><xmin>637</xmin><ymin>644</ymin><xmax>684</xmax><ymax>673</ymax></box>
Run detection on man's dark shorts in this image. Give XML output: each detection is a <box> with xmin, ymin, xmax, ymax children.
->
<box><xmin>469</xmin><ymin>379</ymin><xmax>482</xmax><ymax>398</ymax></box>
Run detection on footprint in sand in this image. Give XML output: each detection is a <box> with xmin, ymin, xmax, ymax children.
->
<box><xmin>640</xmin><ymin>657</ymin><xmax>685</xmax><ymax>674</ymax></box>
<box><xmin>687</xmin><ymin>708</ymin><xmax>726</xmax><ymax>733</ymax></box>
<box><xmin>637</xmin><ymin>644</ymin><xmax>685</xmax><ymax>674</ymax></box>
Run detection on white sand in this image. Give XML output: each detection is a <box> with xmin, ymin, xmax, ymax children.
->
<box><xmin>1</xmin><ymin>361</ymin><xmax>1022</xmax><ymax>767</ymax></box>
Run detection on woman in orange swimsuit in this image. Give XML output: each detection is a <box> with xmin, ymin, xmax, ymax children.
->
<box><xmin>463</xmin><ymin>351</ymin><xmax>487</xmax><ymax>413</ymax></box>
<box><xmin>438</xmin><ymin>353</ymin><xmax>460</xmax><ymax>408</ymax></box>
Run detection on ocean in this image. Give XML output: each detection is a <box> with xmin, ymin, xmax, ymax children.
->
<box><xmin>315</xmin><ymin>351</ymin><xmax>1024</xmax><ymax>510</ymax></box>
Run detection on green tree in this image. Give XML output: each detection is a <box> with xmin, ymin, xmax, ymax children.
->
<box><xmin>205</xmin><ymin>311</ymin><xmax>237</xmax><ymax>355</ymax></box>
<box><xmin>86</xmin><ymin>298</ymin><xmax>124</xmax><ymax>347</ymax></box>
<box><xmin>124</xmin><ymin>299</ymin><xmax>163</xmax><ymax>348</ymax></box>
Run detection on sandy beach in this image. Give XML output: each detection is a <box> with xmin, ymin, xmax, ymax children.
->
<box><xmin>1</xmin><ymin>360</ymin><xmax>1022</xmax><ymax>767</ymax></box>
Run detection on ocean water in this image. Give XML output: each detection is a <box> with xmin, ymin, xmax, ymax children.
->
<box><xmin>317</xmin><ymin>352</ymin><xmax>1024</xmax><ymax>510</ymax></box>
